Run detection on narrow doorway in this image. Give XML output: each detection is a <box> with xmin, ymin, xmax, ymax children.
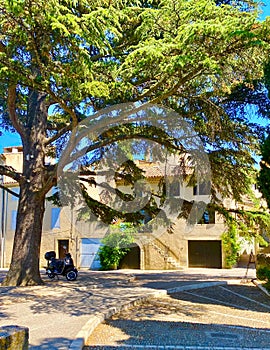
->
<box><xmin>58</xmin><ymin>239</ymin><xmax>69</xmax><ymax>259</ymax></box>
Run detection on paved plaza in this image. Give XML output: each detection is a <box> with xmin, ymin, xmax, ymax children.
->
<box><xmin>85</xmin><ymin>282</ymin><xmax>270</xmax><ymax>349</ymax></box>
<box><xmin>1</xmin><ymin>267</ymin><xmax>267</xmax><ymax>350</ymax></box>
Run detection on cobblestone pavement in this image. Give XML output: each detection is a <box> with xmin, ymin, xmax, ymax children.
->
<box><xmin>84</xmin><ymin>282</ymin><xmax>270</xmax><ymax>350</ymax></box>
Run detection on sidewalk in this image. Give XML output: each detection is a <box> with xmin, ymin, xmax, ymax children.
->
<box><xmin>0</xmin><ymin>268</ymin><xmax>256</xmax><ymax>349</ymax></box>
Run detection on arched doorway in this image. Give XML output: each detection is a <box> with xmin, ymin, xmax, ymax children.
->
<box><xmin>119</xmin><ymin>245</ymin><xmax>140</xmax><ymax>269</ymax></box>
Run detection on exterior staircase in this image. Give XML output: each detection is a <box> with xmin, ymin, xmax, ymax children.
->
<box><xmin>150</xmin><ymin>239</ymin><xmax>182</xmax><ymax>269</ymax></box>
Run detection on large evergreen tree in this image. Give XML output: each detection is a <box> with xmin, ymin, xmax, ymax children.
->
<box><xmin>0</xmin><ymin>0</ymin><xmax>270</xmax><ymax>286</ymax></box>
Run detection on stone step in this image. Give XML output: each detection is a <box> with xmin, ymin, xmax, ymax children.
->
<box><xmin>151</xmin><ymin>243</ymin><xmax>180</xmax><ymax>268</ymax></box>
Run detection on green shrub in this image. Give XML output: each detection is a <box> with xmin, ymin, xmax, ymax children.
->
<box><xmin>256</xmin><ymin>253</ymin><xmax>270</xmax><ymax>269</ymax></box>
<box><xmin>98</xmin><ymin>229</ymin><xmax>134</xmax><ymax>270</ymax></box>
<box><xmin>98</xmin><ymin>245</ymin><xmax>129</xmax><ymax>270</ymax></box>
<box><xmin>256</xmin><ymin>266</ymin><xmax>270</xmax><ymax>290</ymax></box>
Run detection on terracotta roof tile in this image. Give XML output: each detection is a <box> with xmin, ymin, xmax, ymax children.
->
<box><xmin>135</xmin><ymin>160</ymin><xmax>192</xmax><ymax>178</ymax></box>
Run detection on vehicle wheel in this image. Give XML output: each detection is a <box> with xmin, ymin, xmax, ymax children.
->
<box><xmin>48</xmin><ymin>272</ymin><xmax>55</xmax><ymax>279</ymax></box>
<box><xmin>66</xmin><ymin>270</ymin><xmax>77</xmax><ymax>281</ymax></box>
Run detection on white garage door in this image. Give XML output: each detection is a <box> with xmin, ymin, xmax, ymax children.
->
<box><xmin>80</xmin><ymin>238</ymin><xmax>102</xmax><ymax>269</ymax></box>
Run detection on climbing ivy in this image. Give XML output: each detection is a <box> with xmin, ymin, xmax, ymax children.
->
<box><xmin>218</xmin><ymin>205</ymin><xmax>270</xmax><ymax>268</ymax></box>
<box><xmin>221</xmin><ymin>220</ymin><xmax>241</xmax><ymax>268</ymax></box>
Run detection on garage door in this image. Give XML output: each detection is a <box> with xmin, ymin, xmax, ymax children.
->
<box><xmin>80</xmin><ymin>238</ymin><xmax>102</xmax><ymax>269</ymax></box>
<box><xmin>188</xmin><ymin>240</ymin><xmax>221</xmax><ymax>268</ymax></box>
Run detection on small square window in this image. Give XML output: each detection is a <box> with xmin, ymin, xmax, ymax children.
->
<box><xmin>193</xmin><ymin>181</ymin><xmax>211</xmax><ymax>195</ymax></box>
<box><xmin>168</xmin><ymin>181</ymin><xmax>180</xmax><ymax>197</ymax></box>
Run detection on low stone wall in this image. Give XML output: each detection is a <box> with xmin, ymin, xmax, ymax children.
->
<box><xmin>0</xmin><ymin>325</ymin><xmax>29</xmax><ymax>350</ymax></box>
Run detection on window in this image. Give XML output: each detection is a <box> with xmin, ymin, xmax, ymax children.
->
<box><xmin>11</xmin><ymin>187</ymin><xmax>20</xmax><ymax>201</ymax></box>
<box><xmin>193</xmin><ymin>181</ymin><xmax>211</xmax><ymax>196</ymax></box>
<box><xmin>168</xmin><ymin>181</ymin><xmax>180</xmax><ymax>197</ymax></box>
<box><xmin>51</xmin><ymin>208</ymin><xmax>61</xmax><ymax>229</ymax></box>
<box><xmin>198</xmin><ymin>206</ymin><xmax>215</xmax><ymax>224</ymax></box>
<box><xmin>11</xmin><ymin>210</ymin><xmax>17</xmax><ymax>230</ymax></box>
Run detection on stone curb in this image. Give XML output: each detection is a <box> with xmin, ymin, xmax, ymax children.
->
<box><xmin>68</xmin><ymin>281</ymin><xmax>228</xmax><ymax>350</ymax></box>
<box><xmin>167</xmin><ymin>281</ymin><xmax>227</xmax><ymax>294</ymax></box>
<box><xmin>252</xmin><ymin>278</ymin><xmax>270</xmax><ymax>297</ymax></box>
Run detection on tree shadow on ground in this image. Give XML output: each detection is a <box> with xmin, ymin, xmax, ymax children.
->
<box><xmin>0</xmin><ymin>270</ymin><xmax>139</xmax><ymax>317</ymax></box>
<box><xmin>1</xmin><ymin>269</ymin><xmax>266</xmax><ymax>319</ymax></box>
<box><xmin>84</xmin><ymin>318</ymin><xmax>270</xmax><ymax>349</ymax></box>
<box><xmin>168</xmin><ymin>283</ymin><xmax>270</xmax><ymax>314</ymax></box>
<box><xmin>0</xmin><ymin>311</ymin><xmax>8</xmax><ymax>318</ymax></box>
<box><xmin>131</xmin><ymin>268</ymin><xmax>256</xmax><ymax>291</ymax></box>
<box><xmin>29</xmin><ymin>336</ymin><xmax>72</xmax><ymax>349</ymax></box>
<box><xmin>0</xmin><ymin>271</ymin><xmax>6</xmax><ymax>283</ymax></box>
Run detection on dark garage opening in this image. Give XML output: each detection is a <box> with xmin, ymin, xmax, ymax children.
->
<box><xmin>119</xmin><ymin>245</ymin><xmax>140</xmax><ymax>269</ymax></box>
<box><xmin>188</xmin><ymin>240</ymin><xmax>222</xmax><ymax>268</ymax></box>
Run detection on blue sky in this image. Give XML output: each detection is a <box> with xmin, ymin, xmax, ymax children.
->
<box><xmin>0</xmin><ymin>2</ymin><xmax>270</xmax><ymax>152</ymax></box>
<box><xmin>259</xmin><ymin>1</ymin><xmax>270</xmax><ymax>19</ymax></box>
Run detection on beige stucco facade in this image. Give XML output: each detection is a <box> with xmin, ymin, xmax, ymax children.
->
<box><xmin>1</xmin><ymin>149</ymin><xmax>260</xmax><ymax>270</ymax></box>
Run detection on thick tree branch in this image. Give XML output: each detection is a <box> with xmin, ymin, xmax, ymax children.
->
<box><xmin>261</xmin><ymin>160</ymin><xmax>270</xmax><ymax>169</ymax></box>
<box><xmin>45</xmin><ymin>124</ymin><xmax>72</xmax><ymax>145</ymax></box>
<box><xmin>45</xmin><ymin>88</ymin><xmax>78</xmax><ymax>129</ymax></box>
<box><xmin>63</xmin><ymin>125</ymin><xmax>184</xmax><ymax>167</ymax></box>
<box><xmin>149</xmin><ymin>66</ymin><xmax>206</xmax><ymax>104</ymax></box>
<box><xmin>0</xmin><ymin>183</ymin><xmax>19</xmax><ymax>197</ymax></box>
<box><xmin>6</xmin><ymin>85</ymin><xmax>23</xmax><ymax>136</ymax></box>
<box><xmin>38</xmin><ymin>164</ymin><xmax>57</xmax><ymax>198</ymax></box>
<box><xmin>0</xmin><ymin>165</ymin><xmax>23</xmax><ymax>183</ymax></box>
<box><xmin>0</xmin><ymin>41</ymin><xmax>6</xmax><ymax>53</ymax></box>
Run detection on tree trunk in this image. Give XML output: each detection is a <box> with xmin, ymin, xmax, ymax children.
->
<box><xmin>2</xmin><ymin>90</ymin><xmax>50</xmax><ymax>286</ymax></box>
<box><xmin>2</xmin><ymin>186</ymin><xmax>45</xmax><ymax>286</ymax></box>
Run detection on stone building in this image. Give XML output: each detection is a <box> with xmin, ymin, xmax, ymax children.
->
<box><xmin>0</xmin><ymin>147</ymin><xmax>261</xmax><ymax>270</ymax></box>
